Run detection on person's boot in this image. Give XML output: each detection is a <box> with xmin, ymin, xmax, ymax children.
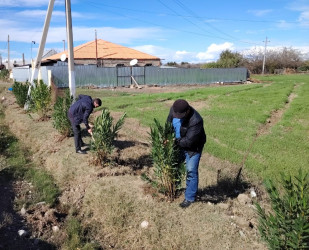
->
<box><xmin>179</xmin><ymin>199</ymin><xmax>194</xmax><ymax>208</ymax></box>
<box><xmin>76</xmin><ymin>149</ymin><xmax>87</xmax><ymax>154</ymax></box>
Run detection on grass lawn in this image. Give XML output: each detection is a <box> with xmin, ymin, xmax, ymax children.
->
<box><xmin>78</xmin><ymin>74</ymin><xmax>309</xmax><ymax>182</ymax></box>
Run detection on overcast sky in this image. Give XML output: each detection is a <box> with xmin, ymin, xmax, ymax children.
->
<box><xmin>0</xmin><ymin>0</ymin><xmax>308</xmax><ymax>64</ymax></box>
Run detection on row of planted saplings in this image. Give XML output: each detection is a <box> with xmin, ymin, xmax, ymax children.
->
<box><xmin>11</xmin><ymin>80</ymin><xmax>185</xmax><ymax>200</ymax></box>
<box><xmin>11</xmin><ymin>81</ymin><xmax>309</xmax><ymax>249</ymax></box>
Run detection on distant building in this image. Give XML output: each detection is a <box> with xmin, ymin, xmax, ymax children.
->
<box><xmin>42</xmin><ymin>39</ymin><xmax>161</xmax><ymax>67</ymax></box>
<box><xmin>42</xmin><ymin>49</ymin><xmax>58</xmax><ymax>59</ymax></box>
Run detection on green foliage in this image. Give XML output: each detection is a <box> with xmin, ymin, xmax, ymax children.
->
<box><xmin>25</xmin><ymin>168</ymin><xmax>60</xmax><ymax>206</ymax></box>
<box><xmin>12</xmin><ymin>81</ymin><xmax>29</xmax><ymax>107</ymax></box>
<box><xmin>28</xmin><ymin>79</ymin><xmax>52</xmax><ymax>119</ymax></box>
<box><xmin>201</xmin><ymin>62</ymin><xmax>220</xmax><ymax>68</ymax></box>
<box><xmin>52</xmin><ymin>89</ymin><xmax>73</xmax><ymax>137</ymax></box>
<box><xmin>91</xmin><ymin>108</ymin><xmax>126</xmax><ymax>165</ymax></box>
<box><xmin>202</xmin><ymin>50</ymin><xmax>244</xmax><ymax>68</ymax></box>
<box><xmin>166</xmin><ymin>61</ymin><xmax>178</xmax><ymax>66</ymax></box>
<box><xmin>64</xmin><ymin>217</ymin><xmax>100</xmax><ymax>250</ymax></box>
<box><xmin>298</xmin><ymin>60</ymin><xmax>309</xmax><ymax>72</ymax></box>
<box><xmin>256</xmin><ymin>169</ymin><xmax>309</xmax><ymax>249</ymax></box>
<box><xmin>146</xmin><ymin>119</ymin><xmax>185</xmax><ymax>200</ymax></box>
<box><xmin>77</xmin><ymin>74</ymin><xmax>309</xmax><ymax>181</ymax></box>
<box><xmin>217</xmin><ymin>50</ymin><xmax>243</xmax><ymax>68</ymax></box>
<box><xmin>0</xmin><ymin>69</ymin><xmax>9</xmax><ymax>81</ymax></box>
<box><xmin>0</xmin><ymin>109</ymin><xmax>60</xmax><ymax>207</ymax></box>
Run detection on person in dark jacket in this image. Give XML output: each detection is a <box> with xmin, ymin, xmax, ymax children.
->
<box><xmin>167</xmin><ymin>99</ymin><xmax>206</xmax><ymax>208</ymax></box>
<box><xmin>68</xmin><ymin>95</ymin><xmax>102</xmax><ymax>154</ymax></box>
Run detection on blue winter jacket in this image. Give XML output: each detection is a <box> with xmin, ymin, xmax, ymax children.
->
<box><xmin>68</xmin><ymin>95</ymin><xmax>94</xmax><ymax>129</ymax></box>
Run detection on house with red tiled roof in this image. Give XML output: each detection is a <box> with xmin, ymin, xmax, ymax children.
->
<box><xmin>42</xmin><ymin>39</ymin><xmax>161</xmax><ymax>67</ymax></box>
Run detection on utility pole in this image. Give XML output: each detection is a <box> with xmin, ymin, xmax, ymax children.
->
<box><xmin>95</xmin><ymin>29</ymin><xmax>98</xmax><ymax>66</ymax></box>
<box><xmin>65</xmin><ymin>0</ymin><xmax>76</xmax><ymax>98</ymax></box>
<box><xmin>7</xmin><ymin>35</ymin><xmax>10</xmax><ymax>70</ymax></box>
<box><xmin>22</xmin><ymin>53</ymin><xmax>25</xmax><ymax>65</ymax></box>
<box><xmin>62</xmin><ymin>39</ymin><xmax>65</xmax><ymax>51</ymax></box>
<box><xmin>25</xmin><ymin>0</ymin><xmax>55</xmax><ymax>110</ymax></box>
<box><xmin>262</xmin><ymin>36</ymin><xmax>270</xmax><ymax>75</ymax></box>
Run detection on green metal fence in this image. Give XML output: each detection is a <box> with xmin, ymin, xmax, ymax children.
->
<box><xmin>13</xmin><ymin>64</ymin><xmax>249</xmax><ymax>87</ymax></box>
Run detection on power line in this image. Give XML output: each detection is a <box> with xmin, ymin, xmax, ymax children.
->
<box><xmin>171</xmin><ymin>0</ymin><xmax>238</xmax><ymax>40</ymax></box>
<box><xmin>87</xmin><ymin>0</ymin><xmax>261</xmax><ymax>46</ymax></box>
<box><xmin>86</xmin><ymin>1</ymin><xmax>300</xmax><ymax>25</ymax></box>
<box><xmin>86</xmin><ymin>1</ymin><xmax>232</xmax><ymax>41</ymax></box>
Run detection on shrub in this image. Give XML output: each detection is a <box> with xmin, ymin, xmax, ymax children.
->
<box><xmin>28</xmin><ymin>79</ymin><xmax>52</xmax><ymax>119</ymax></box>
<box><xmin>91</xmin><ymin>109</ymin><xmax>126</xmax><ymax>165</ymax></box>
<box><xmin>0</xmin><ymin>69</ymin><xmax>9</xmax><ymax>81</ymax></box>
<box><xmin>52</xmin><ymin>89</ymin><xmax>73</xmax><ymax>137</ymax></box>
<box><xmin>298</xmin><ymin>60</ymin><xmax>309</xmax><ymax>72</ymax></box>
<box><xmin>255</xmin><ymin>169</ymin><xmax>309</xmax><ymax>249</ymax></box>
<box><xmin>145</xmin><ymin>119</ymin><xmax>185</xmax><ymax>200</ymax></box>
<box><xmin>12</xmin><ymin>81</ymin><xmax>29</xmax><ymax>107</ymax></box>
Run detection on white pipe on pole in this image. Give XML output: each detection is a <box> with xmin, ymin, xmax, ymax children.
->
<box><xmin>65</xmin><ymin>0</ymin><xmax>76</xmax><ymax>98</ymax></box>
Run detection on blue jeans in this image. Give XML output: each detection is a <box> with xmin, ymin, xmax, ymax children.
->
<box><xmin>184</xmin><ymin>152</ymin><xmax>202</xmax><ymax>202</ymax></box>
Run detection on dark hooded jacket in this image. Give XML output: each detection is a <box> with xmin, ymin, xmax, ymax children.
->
<box><xmin>68</xmin><ymin>95</ymin><xmax>94</xmax><ymax>129</ymax></box>
<box><xmin>167</xmin><ymin>106</ymin><xmax>206</xmax><ymax>156</ymax></box>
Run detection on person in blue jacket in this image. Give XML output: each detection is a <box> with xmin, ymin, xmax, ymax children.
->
<box><xmin>167</xmin><ymin>99</ymin><xmax>206</xmax><ymax>208</ymax></box>
<box><xmin>68</xmin><ymin>95</ymin><xmax>102</xmax><ymax>154</ymax></box>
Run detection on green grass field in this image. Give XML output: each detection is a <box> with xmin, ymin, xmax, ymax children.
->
<box><xmin>78</xmin><ymin>74</ymin><xmax>309</xmax><ymax>182</ymax></box>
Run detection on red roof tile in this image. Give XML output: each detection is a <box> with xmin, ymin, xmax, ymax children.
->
<box><xmin>43</xmin><ymin>39</ymin><xmax>160</xmax><ymax>61</ymax></box>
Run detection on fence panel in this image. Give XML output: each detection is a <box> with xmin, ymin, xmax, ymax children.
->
<box><xmin>12</xmin><ymin>67</ymin><xmax>31</xmax><ymax>82</ymax></box>
<box><xmin>12</xmin><ymin>65</ymin><xmax>248</xmax><ymax>87</ymax></box>
<box><xmin>145</xmin><ymin>67</ymin><xmax>248</xmax><ymax>85</ymax></box>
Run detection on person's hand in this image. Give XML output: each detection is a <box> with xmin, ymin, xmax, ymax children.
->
<box><xmin>88</xmin><ymin>128</ymin><xmax>92</xmax><ymax>135</ymax></box>
<box><xmin>163</xmin><ymin>140</ymin><xmax>169</xmax><ymax>145</ymax></box>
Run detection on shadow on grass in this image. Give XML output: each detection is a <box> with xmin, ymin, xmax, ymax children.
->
<box><xmin>0</xmin><ymin>169</ymin><xmax>56</xmax><ymax>250</ymax></box>
<box><xmin>0</xmin><ymin>132</ymin><xmax>17</xmax><ymax>155</ymax></box>
<box><xmin>114</xmin><ymin>139</ymin><xmax>149</xmax><ymax>150</ymax></box>
<box><xmin>114</xmin><ymin>154</ymin><xmax>152</xmax><ymax>171</ymax></box>
<box><xmin>197</xmin><ymin>175</ymin><xmax>251</xmax><ymax>204</ymax></box>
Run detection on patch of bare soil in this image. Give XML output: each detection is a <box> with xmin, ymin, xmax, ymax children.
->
<box><xmin>0</xmin><ymin>167</ymin><xmax>58</xmax><ymax>250</ymax></box>
<box><xmin>100</xmin><ymin>81</ymin><xmax>255</xmax><ymax>94</ymax></box>
<box><xmin>1</xmin><ymin>83</ymin><xmax>268</xmax><ymax>249</ymax></box>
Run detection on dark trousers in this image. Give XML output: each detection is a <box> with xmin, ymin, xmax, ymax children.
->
<box><xmin>68</xmin><ymin>112</ymin><xmax>83</xmax><ymax>152</ymax></box>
